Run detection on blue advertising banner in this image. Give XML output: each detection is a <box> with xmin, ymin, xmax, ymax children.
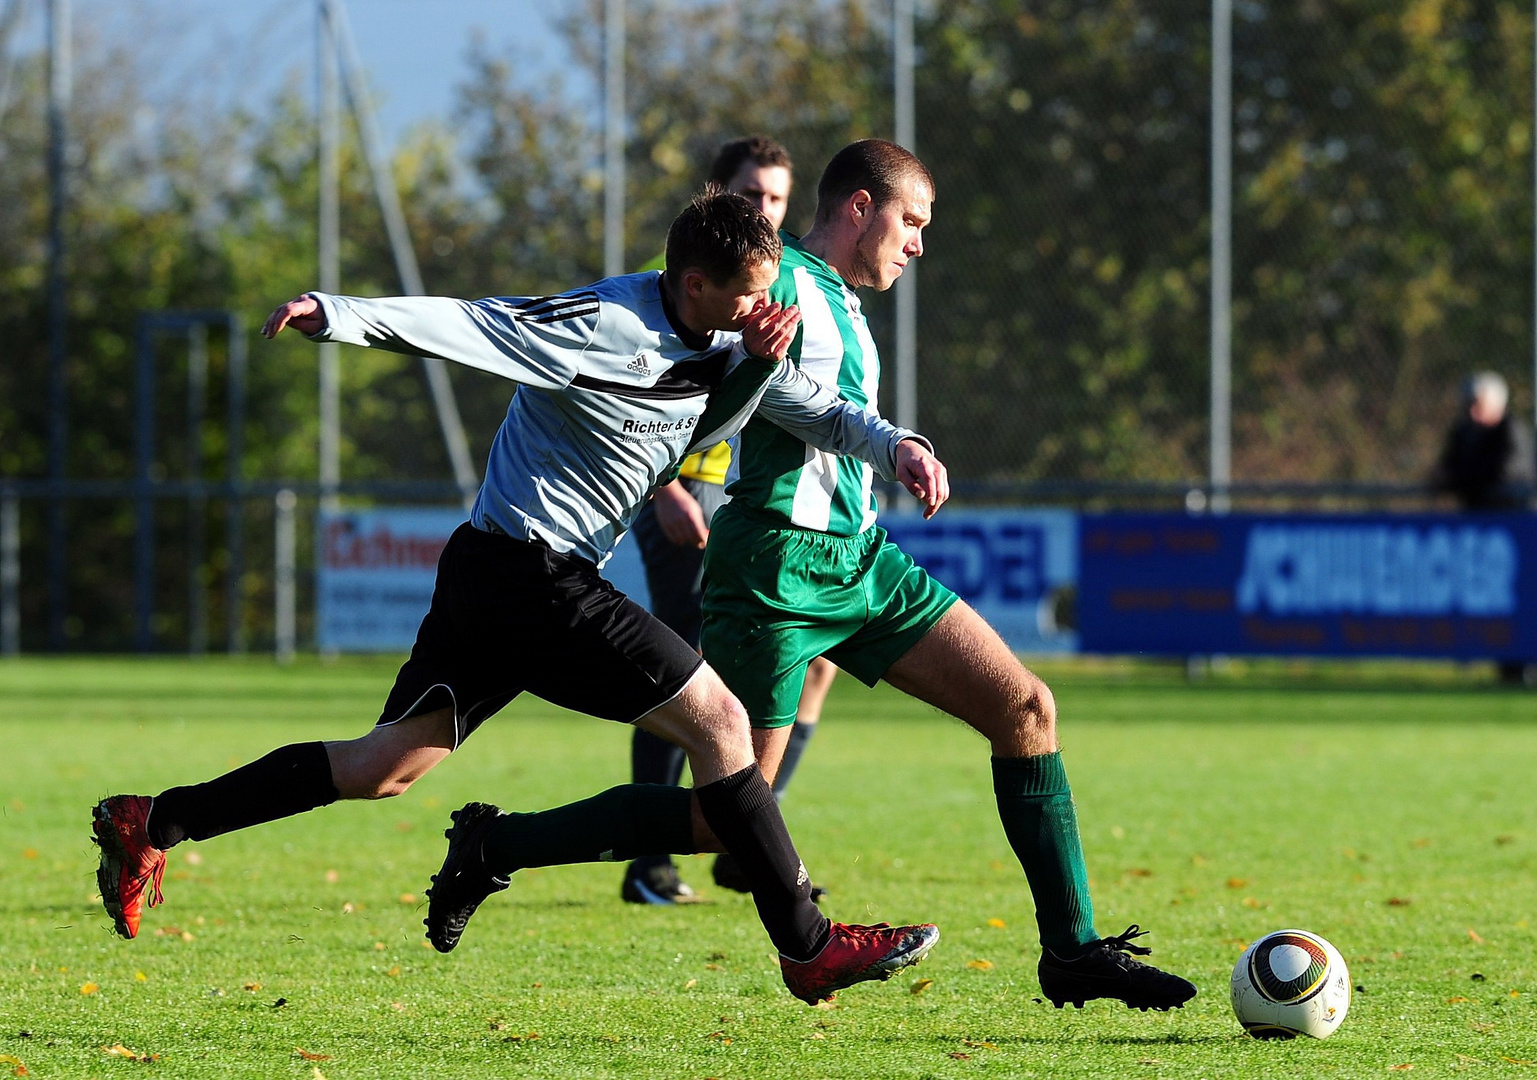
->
<box><xmin>1078</xmin><ymin>513</ymin><xmax>1537</xmax><ymax>660</ymax></box>
<box><xmin>880</xmin><ymin>509</ymin><xmax>1078</xmax><ymax>653</ymax></box>
<box><xmin>317</xmin><ymin>508</ymin><xmax>465</xmax><ymax>651</ymax></box>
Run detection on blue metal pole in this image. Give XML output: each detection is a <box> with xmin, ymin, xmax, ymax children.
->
<box><xmin>45</xmin><ymin>0</ymin><xmax>71</xmax><ymax>649</ymax></box>
<box><xmin>225</xmin><ymin>313</ymin><xmax>247</xmax><ymax>653</ymax></box>
<box><xmin>134</xmin><ymin>318</ymin><xmax>156</xmax><ymax>653</ymax></box>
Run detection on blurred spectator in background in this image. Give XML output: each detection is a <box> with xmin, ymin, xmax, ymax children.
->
<box><xmin>1433</xmin><ymin>372</ymin><xmax>1534</xmax><ymax>511</ymax></box>
<box><xmin>1433</xmin><ymin>371</ymin><xmax>1535</xmax><ymax>685</ymax></box>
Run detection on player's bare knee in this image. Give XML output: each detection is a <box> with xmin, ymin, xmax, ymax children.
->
<box><xmin>1010</xmin><ymin>672</ymin><xmax>1057</xmax><ymax>741</ymax></box>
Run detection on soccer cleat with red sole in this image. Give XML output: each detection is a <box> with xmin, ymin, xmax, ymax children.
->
<box><xmin>780</xmin><ymin>921</ymin><xmax>940</xmax><ymax>1005</ymax></box>
<box><xmin>424</xmin><ymin>802</ymin><xmax>510</xmax><ymax>953</ymax></box>
<box><xmin>1038</xmin><ymin>924</ymin><xmax>1198</xmax><ymax>1011</ymax></box>
<box><xmin>91</xmin><ymin>795</ymin><xmax>167</xmax><ymax>940</ymax></box>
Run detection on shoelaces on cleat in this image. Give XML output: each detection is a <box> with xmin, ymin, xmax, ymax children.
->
<box><xmin>140</xmin><ymin>856</ymin><xmax>166</xmax><ymax>908</ymax></box>
<box><xmin>1097</xmin><ymin>924</ymin><xmax>1153</xmax><ymax>958</ymax></box>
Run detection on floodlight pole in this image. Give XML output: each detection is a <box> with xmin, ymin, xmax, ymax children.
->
<box><xmin>45</xmin><ymin>0</ymin><xmax>70</xmax><ymax>648</ymax></box>
<box><xmin>893</xmin><ymin>0</ymin><xmax>917</xmax><ymax>434</ymax></box>
<box><xmin>318</xmin><ymin>0</ymin><xmax>341</xmax><ymax>513</ymax></box>
<box><xmin>1209</xmin><ymin>0</ymin><xmax>1233</xmax><ymax>509</ymax></box>
<box><xmin>604</xmin><ymin>0</ymin><xmax>625</xmax><ymax>277</ymax></box>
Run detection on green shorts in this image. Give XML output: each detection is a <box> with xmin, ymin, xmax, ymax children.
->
<box><xmin>700</xmin><ymin>503</ymin><xmax>959</xmax><ymax>727</ymax></box>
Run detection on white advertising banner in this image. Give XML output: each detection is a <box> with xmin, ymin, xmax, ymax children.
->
<box><xmin>317</xmin><ymin>508</ymin><xmax>466</xmax><ymax>651</ymax></box>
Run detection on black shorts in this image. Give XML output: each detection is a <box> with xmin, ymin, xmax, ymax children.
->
<box><xmin>378</xmin><ymin>522</ymin><xmax>705</xmax><ymax>747</ymax></box>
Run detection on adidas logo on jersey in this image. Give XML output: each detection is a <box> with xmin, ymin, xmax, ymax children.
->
<box><xmin>626</xmin><ymin>352</ymin><xmax>655</xmax><ymax>375</ymax></box>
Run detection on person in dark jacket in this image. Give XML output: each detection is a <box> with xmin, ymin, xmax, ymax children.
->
<box><xmin>1434</xmin><ymin>371</ymin><xmax>1535</xmax><ymax>685</ymax></box>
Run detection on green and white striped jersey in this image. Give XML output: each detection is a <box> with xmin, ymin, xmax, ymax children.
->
<box><xmin>725</xmin><ymin>235</ymin><xmax>885</xmax><ymax>535</ymax></box>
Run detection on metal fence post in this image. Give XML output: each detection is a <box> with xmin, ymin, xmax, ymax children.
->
<box><xmin>1</xmin><ymin>495</ymin><xmax>19</xmax><ymax>656</ymax></box>
<box><xmin>275</xmin><ymin>489</ymin><xmax>298</xmax><ymax>664</ymax></box>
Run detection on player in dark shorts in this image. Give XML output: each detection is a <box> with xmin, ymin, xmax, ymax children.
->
<box><xmin>623</xmin><ymin>135</ymin><xmax>839</xmax><ymax>905</ymax></box>
<box><xmin>89</xmin><ymin>189</ymin><xmax>949</xmax><ymax>1005</ymax></box>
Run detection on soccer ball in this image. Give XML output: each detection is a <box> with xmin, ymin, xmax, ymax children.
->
<box><xmin>1230</xmin><ymin>929</ymin><xmax>1351</xmax><ymax>1039</ymax></box>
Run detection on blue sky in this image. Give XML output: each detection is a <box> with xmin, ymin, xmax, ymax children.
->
<box><xmin>10</xmin><ymin>0</ymin><xmax>585</xmax><ymax>149</ymax></box>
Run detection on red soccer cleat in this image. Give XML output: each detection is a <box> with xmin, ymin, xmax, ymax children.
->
<box><xmin>780</xmin><ymin>921</ymin><xmax>940</xmax><ymax>1004</ymax></box>
<box><xmin>91</xmin><ymin>795</ymin><xmax>166</xmax><ymax>939</ymax></box>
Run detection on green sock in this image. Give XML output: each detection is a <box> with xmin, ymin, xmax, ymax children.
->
<box><xmin>992</xmin><ymin>753</ymin><xmax>1098</xmax><ymax>956</ymax></box>
<box><xmin>480</xmin><ymin>784</ymin><xmax>696</xmax><ymax>878</ymax></box>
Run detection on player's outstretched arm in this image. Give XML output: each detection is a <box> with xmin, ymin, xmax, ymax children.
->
<box><xmin>265</xmin><ymin>291</ymin><xmax>591</xmax><ymax>391</ymax></box>
<box><xmin>895</xmin><ymin>438</ymin><xmax>950</xmax><ymax>519</ymax></box>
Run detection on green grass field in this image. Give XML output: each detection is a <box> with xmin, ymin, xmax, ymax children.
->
<box><xmin>1</xmin><ymin>657</ymin><xmax>1534</xmax><ymax>1079</ymax></box>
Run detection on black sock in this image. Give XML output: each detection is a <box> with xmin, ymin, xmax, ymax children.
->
<box><xmin>481</xmin><ymin>784</ymin><xmax>696</xmax><ymax>875</ymax></box>
<box><xmin>694</xmin><ymin>765</ymin><xmax>829</xmax><ymax>961</ymax></box>
<box><xmin>631</xmin><ymin>727</ymin><xmax>688</xmax><ymax>787</ymax></box>
<box><xmin>771</xmin><ymin>721</ymin><xmax>816</xmax><ymax>800</ymax></box>
<box><xmin>146</xmin><ymin>741</ymin><xmax>339</xmax><ymax>849</ymax></box>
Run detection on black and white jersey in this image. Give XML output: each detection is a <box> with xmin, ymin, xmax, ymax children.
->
<box><xmin>309</xmin><ymin>272</ymin><xmax>923</xmax><ymax>566</ymax></box>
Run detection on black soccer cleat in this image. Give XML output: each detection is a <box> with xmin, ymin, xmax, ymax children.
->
<box><xmin>424</xmin><ymin>802</ymin><xmax>511</xmax><ymax>953</ymax></box>
<box><xmin>1038</xmin><ymin>924</ymin><xmax>1198</xmax><ymax>1011</ymax></box>
<box><xmin>621</xmin><ymin>857</ymin><xmax>700</xmax><ymax>905</ymax></box>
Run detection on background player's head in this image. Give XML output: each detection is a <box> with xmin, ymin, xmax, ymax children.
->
<box><xmin>1465</xmin><ymin>371</ymin><xmax>1510</xmax><ymax>427</ymax></box>
<box><xmin>809</xmin><ymin>139</ymin><xmax>934</xmax><ymax>292</ymax></box>
<box><xmin>708</xmin><ymin>135</ymin><xmax>794</xmax><ymax>232</ymax></box>
<box><xmin>664</xmin><ymin>186</ymin><xmax>784</xmax><ymax>333</ymax></box>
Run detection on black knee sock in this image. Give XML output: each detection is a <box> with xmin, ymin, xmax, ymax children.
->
<box><xmin>145</xmin><ymin>742</ymin><xmax>339</xmax><ymax>849</ymax></box>
<box><xmin>771</xmin><ymin>721</ymin><xmax>816</xmax><ymax>800</ymax></box>
<box><xmin>694</xmin><ymin>765</ymin><xmax>829</xmax><ymax>962</ymax></box>
<box><xmin>631</xmin><ymin>727</ymin><xmax>688</xmax><ymax>787</ymax></box>
<box><xmin>481</xmin><ymin>784</ymin><xmax>696</xmax><ymax>874</ymax></box>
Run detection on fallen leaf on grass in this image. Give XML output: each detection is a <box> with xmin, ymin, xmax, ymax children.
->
<box><xmin>0</xmin><ymin>1055</ymin><xmax>27</xmax><ymax>1077</ymax></box>
<box><xmin>949</xmin><ymin>1052</ymin><xmax>971</xmax><ymax>1061</ymax></box>
<box><xmin>295</xmin><ymin>1048</ymin><xmax>331</xmax><ymax>1062</ymax></box>
<box><xmin>684</xmin><ymin>979</ymin><xmax>697</xmax><ymax>989</ymax></box>
<box><xmin>1388</xmin><ymin>1065</ymin><xmax>1413</xmax><ymax>1072</ymax></box>
<box><xmin>1387</xmin><ymin>898</ymin><xmax>1412</xmax><ymax>907</ymax></box>
<box><xmin>962</xmin><ymin>1039</ymin><xmax>998</xmax><ymax>1050</ymax></box>
<box><xmin>1502</xmin><ymin>1058</ymin><xmax>1536</xmax><ymax>1066</ymax></box>
<box><xmin>312</xmin><ymin>1069</ymin><xmax>326</xmax><ymax>1080</ymax></box>
<box><xmin>21</xmin><ymin>849</ymin><xmax>37</xmax><ymax>860</ymax></box>
<box><xmin>987</xmin><ymin>918</ymin><xmax>1007</xmax><ymax>928</ymax></box>
<box><xmin>703</xmin><ymin>1031</ymin><xmax>731</xmax><ymax>1044</ymax></box>
<box><xmin>1468</xmin><ymin>929</ymin><xmax>1486</xmax><ymax>945</ymax></box>
<box><xmin>1226</xmin><ymin>878</ymin><xmax>1247</xmax><ymax>889</ymax></box>
<box><xmin>1470</xmin><ymin>1022</ymin><xmax>1495</xmax><ymax>1034</ymax></box>
<box><xmin>102</xmin><ymin>1044</ymin><xmax>158</xmax><ymax>1062</ymax></box>
<box><xmin>967</xmin><ymin>959</ymin><xmax>993</xmax><ymax>971</ymax></box>
<box><xmin>1124</xmin><ymin>868</ymin><xmax>1153</xmax><ymax>878</ymax></box>
<box><xmin>79</xmin><ymin>983</ymin><xmax>98</xmax><ymax>995</ymax></box>
<box><xmin>243</xmin><ymin>983</ymin><xmax>262</xmax><ymax>992</ymax></box>
<box><xmin>398</xmin><ymin>893</ymin><xmax>416</xmax><ymax>905</ymax></box>
<box><xmin>1241</xmin><ymin>897</ymin><xmax>1263</xmax><ymax>909</ymax></box>
<box><xmin>133</xmin><ymin>971</ymin><xmax>146</xmax><ymax>982</ymax></box>
<box><xmin>910</xmin><ymin>978</ymin><xmax>934</xmax><ymax>995</ymax></box>
<box><xmin>1446</xmin><ymin>996</ymin><xmax>1470</xmax><ymax>1004</ymax></box>
<box><xmin>502</xmin><ymin>1032</ymin><xmax>539</xmax><ymax>1042</ymax></box>
<box><xmin>385</xmin><ymin>966</ymin><xmax>401</xmax><ymax>977</ymax></box>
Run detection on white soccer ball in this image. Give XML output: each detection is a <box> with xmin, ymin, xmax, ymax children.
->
<box><xmin>1230</xmin><ymin>929</ymin><xmax>1351</xmax><ymax>1039</ymax></box>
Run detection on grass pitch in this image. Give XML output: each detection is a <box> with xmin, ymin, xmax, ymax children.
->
<box><xmin>1</xmin><ymin>656</ymin><xmax>1534</xmax><ymax>1079</ymax></box>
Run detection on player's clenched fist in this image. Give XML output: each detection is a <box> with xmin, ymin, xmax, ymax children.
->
<box><xmin>261</xmin><ymin>294</ymin><xmax>328</xmax><ymax>339</ymax></box>
<box><xmin>741</xmin><ymin>301</ymin><xmax>801</xmax><ymax>363</ymax></box>
<box><xmin>895</xmin><ymin>439</ymin><xmax>949</xmax><ymax>519</ymax></box>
